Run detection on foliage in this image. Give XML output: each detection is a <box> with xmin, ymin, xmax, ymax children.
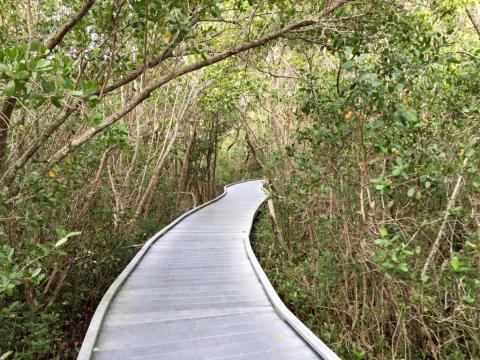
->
<box><xmin>0</xmin><ymin>0</ymin><xmax>479</xmax><ymax>358</ymax></box>
<box><xmin>246</xmin><ymin>2</ymin><xmax>480</xmax><ymax>359</ymax></box>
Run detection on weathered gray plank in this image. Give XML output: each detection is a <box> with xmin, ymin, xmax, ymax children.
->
<box><xmin>79</xmin><ymin>180</ymin><xmax>339</xmax><ymax>360</ymax></box>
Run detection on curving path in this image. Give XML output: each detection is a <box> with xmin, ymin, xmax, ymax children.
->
<box><xmin>78</xmin><ymin>180</ymin><xmax>340</xmax><ymax>360</ymax></box>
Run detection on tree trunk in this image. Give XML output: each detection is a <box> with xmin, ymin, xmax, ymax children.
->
<box><xmin>242</xmin><ymin>113</ymin><xmax>287</xmax><ymax>251</ymax></box>
<box><xmin>267</xmin><ymin>198</ymin><xmax>289</xmax><ymax>252</ymax></box>
<box><xmin>466</xmin><ymin>7</ymin><xmax>480</xmax><ymax>38</ymax></box>
<box><xmin>0</xmin><ymin>97</ymin><xmax>15</xmax><ymax>172</ymax></box>
<box><xmin>175</xmin><ymin>122</ymin><xmax>197</xmax><ymax>211</ymax></box>
<box><xmin>135</xmin><ymin>122</ymin><xmax>180</xmax><ymax>217</ymax></box>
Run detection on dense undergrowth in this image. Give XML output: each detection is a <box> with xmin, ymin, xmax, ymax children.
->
<box><xmin>1</xmin><ymin>207</ymin><xmax>167</xmax><ymax>359</ymax></box>
<box><xmin>253</xmin><ymin>199</ymin><xmax>479</xmax><ymax>360</ymax></box>
<box><xmin>251</xmin><ymin>210</ymin><xmax>347</xmax><ymax>354</ymax></box>
<box><xmin>245</xmin><ymin>3</ymin><xmax>480</xmax><ymax>359</ymax></box>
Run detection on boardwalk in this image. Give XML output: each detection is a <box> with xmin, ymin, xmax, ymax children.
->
<box><xmin>78</xmin><ymin>180</ymin><xmax>339</xmax><ymax>360</ymax></box>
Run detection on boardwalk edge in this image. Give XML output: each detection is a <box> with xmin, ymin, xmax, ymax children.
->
<box><xmin>244</xmin><ymin>181</ymin><xmax>341</xmax><ymax>360</ymax></box>
<box><xmin>77</xmin><ymin>180</ymin><xmax>252</xmax><ymax>359</ymax></box>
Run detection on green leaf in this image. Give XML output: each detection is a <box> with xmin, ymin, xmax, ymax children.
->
<box><xmin>35</xmin><ymin>59</ymin><xmax>51</xmax><ymax>70</ymax></box>
<box><xmin>31</xmin><ymin>268</ymin><xmax>42</xmax><ymax>278</ymax></box>
<box><xmin>66</xmin><ymin>231</ymin><xmax>82</xmax><ymax>238</ymax></box>
<box><xmin>421</xmin><ymin>274</ymin><xmax>429</xmax><ymax>283</ymax></box>
<box><xmin>30</xmin><ymin>39</ymin><xmax>42</xmax><ymax>51</ymax></box>
<box><xmin>465</xmin><ymin>241</ymin><xmax>477</xmax><ymax>249</ymax></box>
<box><xmin>28</xmin><ymin>91</ymin><xmax>47</xmax><ymax>108</ymax></box>
<box><xmin>88</xmin><ymin>108</ymin><xmax>104</xmax><ymax>125</ymax></box>
<box><xmin>407</xmin><ymin>188</ymin><xmax>415</xmax><ymax>197</ymax></box>
<box><xmin>70</xmin><ymin>90</ymin><xmax>84</xmax><ymax>97</ymax></box>
<box><xmin>374</xmin><ymin>239</ymin><xmax>390</xmax><ymax>247</ymax></box>
<box><xmin>379</xmin><ymin>227</ymin><xmax>389</xmax><ymax>238</ymax></box>
<box><xmin>450</xmin><ymin>256</ymin><xmax>460</xmax><ymax>271</ymax></box>
<box><xmin>55</xmin><ymin>231</ymin><xmax>82</xmax><ymax>248</ymax></box>
<box><xmin>55</xmin><ymin>237</ymin><xmax>68</xmax><ymax>248</ymax></box>
<box><xmin>391</xmin><ymin>167</ymin><xmax>402</xmax><ymax>176</ymax></box>
<box><xmin>415</xmin><ymin>190</ymin><xmax>422</xmax><ymax>200</ymax></box>
<box><xmin>4</xmin><ymin>80</ymin><xmax>15</xmax><ymax>96</ymax></box>
<box><xmin>461</xmin><ymin>295</ymin><xmax>475</xmax><ymax>305</ymax></box>
<box><xmin>41</xmin><ymin>79</ymin><xmax>55</xmax><ymax>93</ymax></box>
<box><xmin>5</xmin><ymin>283</ymin><xmax>15</xmax><ymax>296</ymax></box>
<box><xmin>51</xmin><ymin>95</ymin><xmax>63</xmax><ymax>108</ymax></box>
<box><xmin>398</xmin><ymin>263</ymin><xmax>409</xmax><ymax>272</ymax></box>
<box><xmin>16</xmin><ymin>70</ymin><xmax>30</xmax><ymax>80</ymax></box>
<box><xmin>29</xmin><ymin>91</ymin><xmax>45</xmax><ymax>102</ymax></box>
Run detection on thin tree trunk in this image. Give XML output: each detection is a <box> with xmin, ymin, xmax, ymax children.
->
<box><xmin>0</xmin><ymin>98</ymin><xmax>16</xmax><ymax>173</ymax></box>
<box><xmin>466</xmin><ymin>7</ymin><xmax>480</xmax><ymax>38</ymax></box>
<box><xmin>244</xmin><ymin>130</ymin><xmax>275</xmax><ymax>192</ymax></box>
<box><xmin>209</xmin><ymin>116</ymin><xmax>219</xmax><ymax>199</ymax></box>
<box><xmin>175</xmin><ymin>122</ymin><xmax>197</xmax><ymax>211</ymax></box>
<box><xmin>267</xmin><ymin>198</ymin><xmax>289</xmax><ymax>252</ymax></box>
<box><xmin>108</xmin><ymin>162</ymin><xmax>123</xmax><ymax>229</ymax></box>
<box><xmin>43</xmin><ymin>263</ymin><xmax>71</xmax><ymax>313</ymax></box>
<box><xmin>123</xmin><ymin>110</ymin><xmax>141</xmax><ymax>189</ymax></box>
<box><xmin>135</xmin><ymin>123</ymin><xmax>180</xmax><ymax>217</ymax></box>
<box><xmin>70</xmin><ymin>146</ymin><xmax>113</xmax><ymax>228</ymax></box>
<box><xmin>421</xmin><ymin>169</ymin><xmax>465</xmax><ymax>278</ymax></box>
<box><xmin>243</xmin><ymin>116</ymin><xmax>287</xmax><ymax>252</ymax></box>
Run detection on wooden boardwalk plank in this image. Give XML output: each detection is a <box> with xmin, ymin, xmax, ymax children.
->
<box><xmin>78</xmin><ymin>180</ymin><xmax>339</xmax><ymax>360</ymax></box>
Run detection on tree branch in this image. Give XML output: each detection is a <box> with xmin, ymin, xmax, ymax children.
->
<box><xmin>45</xmin><ymin>0</ymin><xmax>96</xmax><ymax>50</ymax></box>
<box><xmin>0</xmin><ymin>0</ymin><xmax>96</xmax><ymax>173</ymax></box>
<box><xmin>47</xmin><ymin>0</ymin><xmax>351</xmax><ymax>166</ymax></box>
<box><xmin>466</xmin><ymin>7</ymin><xmax>480</xmax><ymax>38</ymax></box>
<box><xmin>99</xmin><ymin>14</ymin><xmax>200</xmax><ymax>96</ymax></box>
<box><xmin>3</xmin><ymin>13</ymin><xmax>199</xmax><ymax>179</ymax></box>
